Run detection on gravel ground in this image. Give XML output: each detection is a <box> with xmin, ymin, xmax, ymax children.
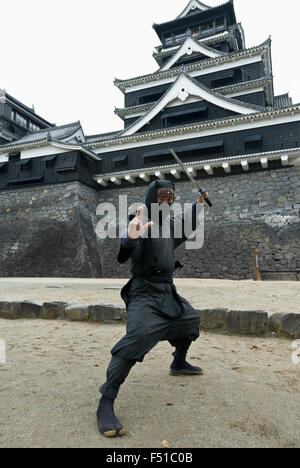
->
<box><xmin>0</xmin><ymin>278</ymin><xmax>299</xmax><ymax>316</ymax></box>
<box><xmin>0</xmin><ymin>319</ymin><xmax>299</xmax><ymax>448</ymax></box>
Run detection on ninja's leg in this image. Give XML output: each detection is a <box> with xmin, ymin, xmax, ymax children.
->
<box><xmin>97</xmin><ymin>356</ymin><xmax>136</xmax><ymax>437</ymax></box>
<box><xmin>169</xmin><ymin>342</ymin><xmax>203</xmax><ymax>376</ymax></box>
<box><xmin>168</xmin><ymin>311</ymin><xmax>202</xmax><ymax>376</ymax></box>
<box><xmin>97</xmin><ymin>311</ymin><xmax>169</xmax><ymax>437</ymax></box>
<box><xmin>100</xmin><ymin>355</ymin><xmax>136</xmax><ymax>400</ymax></box>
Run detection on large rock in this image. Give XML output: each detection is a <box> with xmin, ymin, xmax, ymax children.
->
<box><xmin>63</xmin><ymin>304</ymin><xmax>90</xmax><ymax>322</ymax></box>
<box><xmin>226</xmin><ymin>310</ymin><xmax>269</xmax><ymax>336</ymax></box>
<box><xmin>269</xmin><ymin>313</ymin><xmax>300</xmax><ymax>338</ymax></box>
<box><xmin>41</xmin><ymin>302</ymin><xmax>69</xmax><ymax>320</ymax></box>
<box><xmin>88</xmin><ymin>304</ymin><xmax>125</xmax><ymax>323</ymax></box>
<box><xmin>0</xmin><ymin>301</ymin><xmax>21</xmax><ymax>319</ymax></box>
<box><xmin>20</xmin><ymin>301</ymin><xmax>42</xmax><ymax>318</ymax></box>
<box><xmin>198</xmin><ymin>309</ymin><xmax>228</xmax><ymax>330</ymax></box>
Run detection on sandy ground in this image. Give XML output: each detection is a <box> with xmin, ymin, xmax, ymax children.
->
<box><xmin>0</xmin><ymin>319</ymin><xmax>299</xmax><ymax>448</ymax></box>
<box><xmin>0</xmin><ymin>278</ymin><xmax>299</xmax><ymax>316</ymax></box>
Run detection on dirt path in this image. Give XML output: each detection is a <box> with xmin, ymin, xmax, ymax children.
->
<box><xmin>0</xmin><ymin>278</ymin><xmax>299</xmax><ymax>316</ymax></box>
<box><xmin>0</xmin><ymin>319</ymin><xmax>299</xmax><ymax>448</ymax></box>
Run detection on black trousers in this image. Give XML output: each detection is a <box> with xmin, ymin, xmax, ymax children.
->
<box><xmin>100</xmin><ymin>278</ymin><xmax>200</xmax><ymax>400</ymax></box>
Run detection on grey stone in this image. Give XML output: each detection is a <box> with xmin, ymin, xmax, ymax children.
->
<box><xmin>198</xmin><ymin>309</ymin><xmax>228</xmax><ymax>330</ymax></box>
<box><xmin>20</xmin><ymin>301</ymin><xmax>42</xmax><ymax>319</ymax></box>
<box><xmin>64</xmin><ymin>304</ymin><xmax>90</xmax><ymax>321</ymax></box>
<box><xmin>269</xmin><ymin>313</ymin><xmax>300</xmax><ymax>338</ymax></box>
<box><xmin>41</xmin><ymin>302</ymin><xmax>69</xmax><ymax>320</ymax></box>
<box><xmin>0</xmin><ymin>301</ymin><xmax>22</xmax><ymax>320</ymax></box>
<box><xmin>226</xmin><ymin>310</ymin><xmax>269</xmax><ymax>336</ymax></box>
<box><xmin>88</xmin><ymin>304</ymin><xmax>125</xmax><ymax>322</ymax></box>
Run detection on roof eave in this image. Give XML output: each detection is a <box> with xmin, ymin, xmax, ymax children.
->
<box><xmin>115</xmin><ymin>41</ymin><xmax>270</xmax><ymax>91</ymax></box>
<box><xmin>86</xmin><ymin>105</ymin><xmax>300</xmax><ymax>150</ymax></box>
<box><xmin>153</xmin><ymin>1</ymin><xmax>236</xmax><ymax>40</ymax></box>
<box><xmin>93</xmin><ymin>147</ymin><xmax>300</xmax><ymax>181</ymax></box>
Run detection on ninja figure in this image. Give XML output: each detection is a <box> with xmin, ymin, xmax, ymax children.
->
<box><xmin>97</xmin><ymin>180</ymin><xmax>208</xmax><ymax>437</ymax></box>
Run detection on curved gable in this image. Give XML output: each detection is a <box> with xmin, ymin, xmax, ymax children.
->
<box><xmin>159</xmin><ymin>36</ymin><xmax>226</xmax><ymax>72</ymax></box>
<box><xmin>121</xmin><ymin>73</ymin><xmax>260</xmax><ymax>137</ymax></box>
<box><xmin>177</xmin><ymin>0</ymin><xmax>211</xmax><ymax>19</ymax></box>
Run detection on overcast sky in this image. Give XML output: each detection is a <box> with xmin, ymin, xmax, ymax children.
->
<box><xmin>1</xmin><ymin>0</ymin><xmax>300</xmax><ymax>136</ymax></box>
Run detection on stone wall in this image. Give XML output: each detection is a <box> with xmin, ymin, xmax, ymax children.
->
<box><xmin>97</xmin><ymin>165</ymin><xmax>300</xmax><ymax>280</ymax></box>
<box><xmin>0</xmin><ymin>182</ymin><xmax>103</xmax><ymax>277</ymax></box>
<box><xmin>0</xmin><ymin>165</ymin><xmax>299</xmax><ymax>279</ymax></box>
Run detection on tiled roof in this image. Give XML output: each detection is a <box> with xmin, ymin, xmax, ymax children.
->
<box><xmin>93</xmin><ymin>147</ymin><xmax>300</xmax><ymax>180</ymax></box>
<box><xmin>0</xmin><ymin>122</ymin><xmax>82</xmax><ymax>149</ymax></box>
<box><xmin>159</xmin><ymin>35</ymin><xmax>227</xmax><ymax>72</ymax></box>
<box><xmin>86</xmin><ymin>131</ymin><xmax>122</xmax><ymax>144</ymax></box>
<box><xmin>86</xmin><ymin>104</ymin><xmax>300</xmax><ymax>150</ymax></box>
<box><xmin>0</xmin><ymin>122</ymin><xmax>89</xmax><ymax>155</ymax></box>
<box><xmin>119</xmin><ymin>72</ymin><xmax>264</xmax><ymax>136</ymax></box>
<box><xmin>115</xmin><ymin>77</ymin><xmax>272</xmax><ymax>119</ymax></box>
<box><xmin>115</xmin><ymin>40</ymin><xmax>271</xmax><ymax>91</ymax></box>
<box><xmin>153</xmin><ymin>1</ymin><xmax>233</xmax><ymax>29</ymax></box>
<box><xmin>274</xmin><ymin>94</ymin><xmax>293</xmax><ymax>109</ymax></box>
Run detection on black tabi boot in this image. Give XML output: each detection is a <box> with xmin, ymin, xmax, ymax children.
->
<box><xmin>96</xmin><ymin>396</ymin><xmax>126</xmax><ymax>438</ymax></box>
<box><xmin>170</xmin><ymin>348</ymin><xmax>203</xmax><ymax>376</ymax></box>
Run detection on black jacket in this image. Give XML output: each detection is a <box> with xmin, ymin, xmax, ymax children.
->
<box><xmin>118</xmin><ymin>180</ymin><xmax>202</xmax><ymax>277</ymax></box>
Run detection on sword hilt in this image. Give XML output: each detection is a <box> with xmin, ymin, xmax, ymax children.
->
<box><xmin>198</xmin><ymin>188</ymin><xmax>213</xmax><ymax>208</ymax></box>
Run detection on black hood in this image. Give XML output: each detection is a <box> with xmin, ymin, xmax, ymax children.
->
<box><xmin>145</xmin><ymin>180</ymin><xmax>175</xmax><ymax>221</ymax></box>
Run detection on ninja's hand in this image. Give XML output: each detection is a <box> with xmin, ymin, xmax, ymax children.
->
<box><xmin>128</xmin><ymin>206</ymin><xmax>153</xmax><ymax>240</ymax></box>
<box><xmin>197</xmin><ymin>192</ymin><xmax>209</xmax><ymax>204</ymax></box>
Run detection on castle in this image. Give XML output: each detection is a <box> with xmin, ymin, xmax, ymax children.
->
<box><xmin>0</xmin><ymin>0</ymin><xmax>299</xmax><ymax>279</ymax></box>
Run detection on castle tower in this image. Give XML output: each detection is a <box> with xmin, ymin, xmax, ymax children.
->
<box><xmin>0</xmin><ymin>89</ymin><xmax>54</xmax><ymax>146</ymax></box>
<box><xmin>91</xmin><ymin>0</ymin><xmax>298</xmax><ymax>185</ymax></box>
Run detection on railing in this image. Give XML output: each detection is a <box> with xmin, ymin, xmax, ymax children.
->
<box><xmin>164</xmin><ymin>25</ymin><xmax>227</xmax><ymax>47</ymax></box>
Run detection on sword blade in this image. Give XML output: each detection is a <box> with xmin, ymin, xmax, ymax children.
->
<box><xmin>169</xmin><ymin>149</ymin><xmax>213</xmax><ymax>208</ymax></box>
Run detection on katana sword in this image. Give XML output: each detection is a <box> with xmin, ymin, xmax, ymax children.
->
<box><xmin>169</xmin><ymin>149</ymin><xmax>213</xmax><ymax>208</ymax></box>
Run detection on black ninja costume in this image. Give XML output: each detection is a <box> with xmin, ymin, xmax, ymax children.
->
<box><xmin>97</xmin><ymin>180</ymin><xmax>204</xmax><ymax>437</ymax></box>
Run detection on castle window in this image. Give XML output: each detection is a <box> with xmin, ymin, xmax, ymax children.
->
<box><xmin>244</xmin><ymin>134</ymin><xmax>262</xmax><ymax>151</ymax></box>
<box><xmin>164</xmin><ymin>34</ymin><xmax>174</xmax><ymax>46</ymax></box>
<box><xmin>29</xmin><ymin>122</ymin><xmax>41</xmax><ymax>132</ymax></box>
<box><xmin>139</xmin><ymin>91</ymin><xmax>164</xmax><ymax>105</ymax></box>
<box><xmin>210</xmin><ymin>69</ymin><xmax>241</xmax><ymax>88</ymax></box>
<box><xmin>43</xmin><ymin>154</ymin><xmax>57</xmax><ymax>168</ymax></box>
<box><xmin>174</xmin><ymin>30</ymin><xmax>187</xmax><ymax>43</ymax></box>
<box><xmin>11</xmin><ymin>110</ymin><xmax>28</xmax><ymax>128</ymax></box>
<box><xmin>0</xmin><ymin>162</ymin><xmax>7</xmax><ymax>173</ymax></box>
<box><xmin>15</xmin><ymin>159</ymin><xmax>32</xmax><ymax>172</ymax></box>
<box><xmin>143</xmin><ymin>150</ymin><xmax>173</xmax><ymax>166</ymax></box>
<box><xmin>142</xmin><ymin>140</ymin><xmax>224</xmax><ymax>165</ymax></box>
<box><xmin>113</xmin><ymin>155</ymin><xmax>128</xmax><ymax>169</ymax></box>
<box><xmin>162</xmin><ymin>105</ymin><xmax>208</xmax><ymax>127</ymax></box>
<box><xmin>54</xmin><ymin>153</ymin><xmax>78</xmax><ymax>173</ymax></box>
<box><xmin>8</xmin><ymin>152</ymin><xmax>21</xmax><ymax>161</ymax></box>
